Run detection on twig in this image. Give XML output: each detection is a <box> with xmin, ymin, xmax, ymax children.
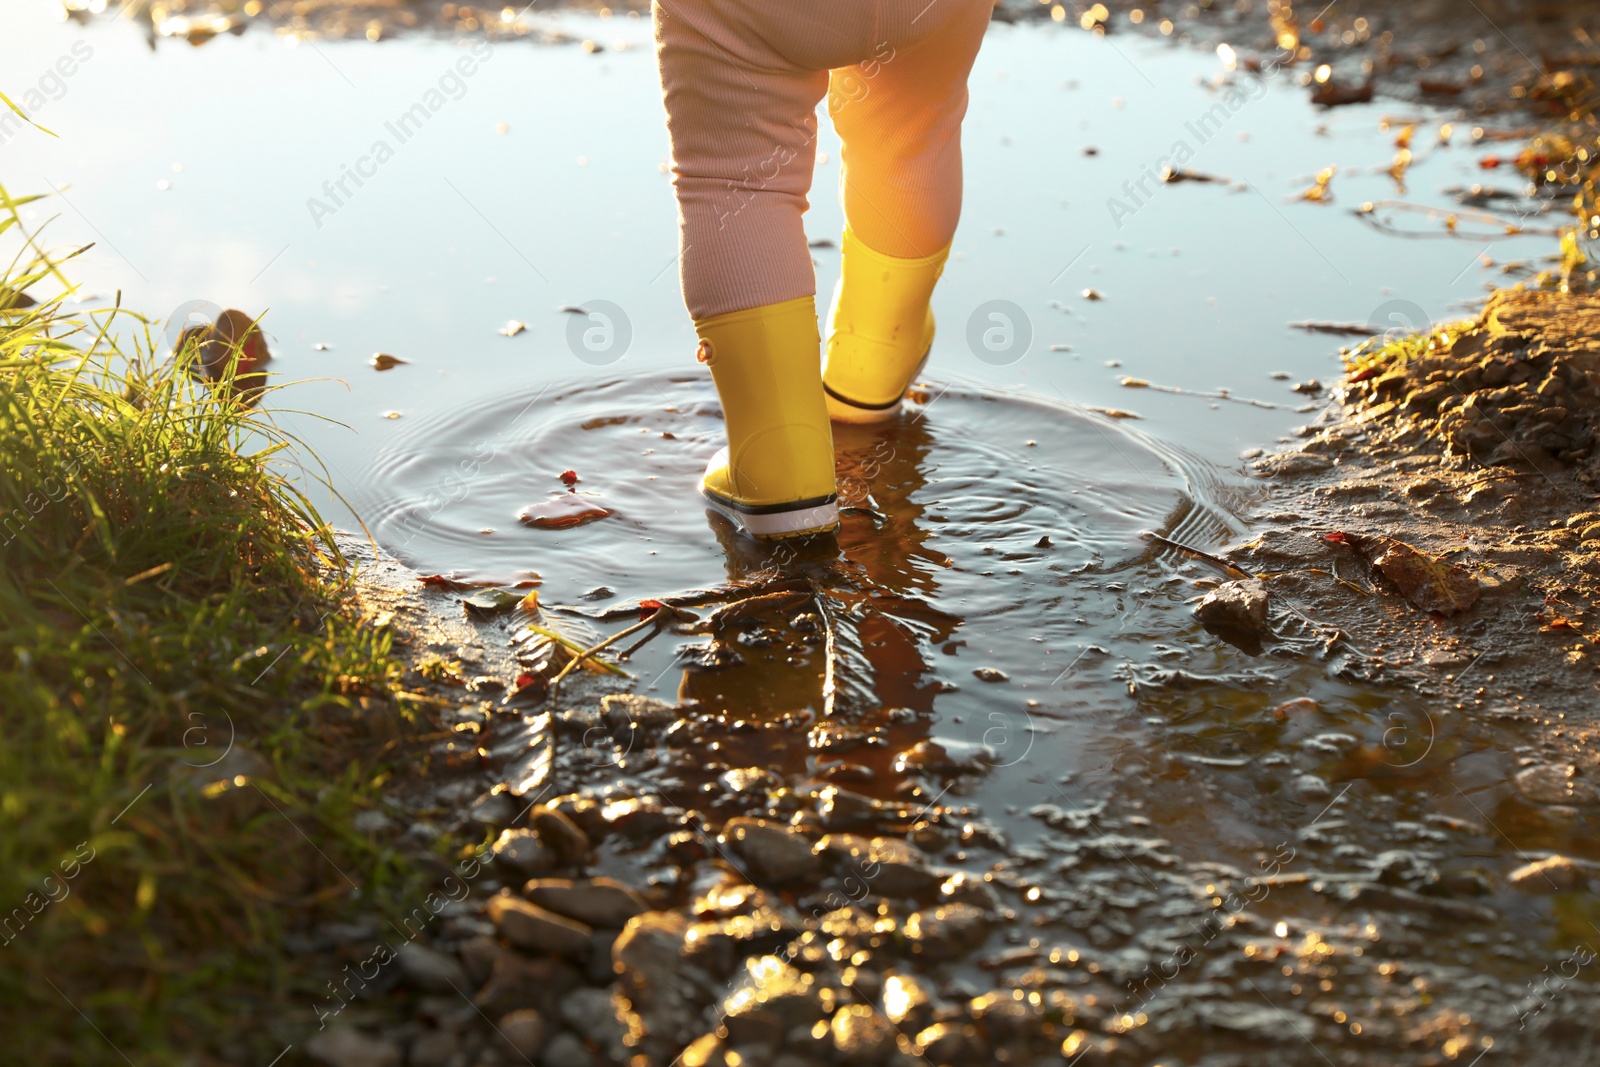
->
<box><xmin>523</xmin><ymin>623</ymin><xmax>629</xmax><ymax>676</ymax></box>
<box><xmin>546</xmin><ymin>608</ymin><xmax>669</xmax><ymax>701</ymax></box>
<box><xmin>1145</xmin><ymin>532</ymin><xmax>1256</xmax><ymax>579</ymax></box>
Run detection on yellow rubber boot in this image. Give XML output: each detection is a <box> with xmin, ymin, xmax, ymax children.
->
<box><xmin>822</xmin><ymin>229</ymin><xmax>951</xmax><ymax>422</ymax></box>
<box><xmin>696</xmin><ymin>296</ymin><xmax>840</xmax><ymax>540</ymax></box>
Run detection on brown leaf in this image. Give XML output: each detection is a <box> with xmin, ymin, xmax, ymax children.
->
<box><xmin>370</xmin><ymin>352</ymin><xmax>407</xmax><ymax>370</ymax></box>
<box><xmin>1370</xmin><ymin>540</ymin><xmax>1480</xmax><ymax>615</ymax></box>
<box><xmin>517</xmin><ymin>494</ymin><xmax>613</xmax><ymax>529</ymax></box>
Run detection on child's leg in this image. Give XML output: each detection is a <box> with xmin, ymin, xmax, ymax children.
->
<box><xmin>654</xmin><ymin>0</ymin><xmax>830</xmax><ymax>320</ymax></box>
<box><xmin>821</xmin><ymin>0</ymin><xmax>992</xmax><ymax>421</ymax></box>
<box><xmin>654</xmin><ymin>0</ymin><xmax>841</xmax><ymax>538</ymax></box>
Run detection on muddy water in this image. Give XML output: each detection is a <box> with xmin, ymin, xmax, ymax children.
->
<box><xmin>9</xmin><ymin>5</ymin><xmax>1599</xmax><ymax>1062</ymax></box>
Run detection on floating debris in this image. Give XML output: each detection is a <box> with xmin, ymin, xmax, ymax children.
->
<box><xmin>500</xmin><ymin>320</ymin><xmax>527</xmax><ymax>337</ymax></box>
<box><xmin>370</xmin><ymin>352</ymin><xmax>407</xmax><ymax>370</ymax></box>
<box><xmin>517</xmin><ymin>494</ymin><xmax>613</xmax><ymax>529</ymax></box>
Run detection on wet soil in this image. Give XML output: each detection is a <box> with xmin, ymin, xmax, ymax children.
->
<box><xmin>304</xmin><ymin>320</ymin><xmax>1600</xmax><ymax>1066</ymax></box>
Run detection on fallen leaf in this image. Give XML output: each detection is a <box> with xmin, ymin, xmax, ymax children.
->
<box><xmin>1358</xmin><ymin>535</ymin><xmax>1480</xmax><ymax>615</ymax></box>
<box><xmin>517</xmin><ymin>494</ymin><xmax>613</xmax><ymax>529</ymax></box>
<box><xmin>1479</xmin><ymin>155</ymin><xmax>1502</xmax><ymax>169</ymax></box>
<box><xmin>419</xmin><ymin>574</ymin><xmax>481</xmax><ymax>591</ymax></box>
<box><xmin>559</xmin><ymin>469</ymin><xmax>579</xmax><ymax>486</ymax></box>
<box><xmin>371</xmin><ymin>352</ymin><xmax>407</xmax><ymax>370</ymax></box>
<box><xmin>462</xmin><ymin>588</ymin><xmax>524</xmax><ymax>615</ymax></box>
<box><xmin>1297</xmin><ymin>166</ymin><xmax>1336</xmax><ymax>202</ymax></box>
<box><xmin>500</xmin><ymin>320</ymin><xmax>526</xmax><ymax>337</ymax></box>
<box><xmin>1311</xmin><ymin>77</ymin><xmax>1374</xmax><ymax>107</ymax></box>
<box><xmin>1119</xmin><ymin>376</ymin><xmax>1149</xmax><ymax>388</ymax></box>
<box><xmin>518</xmin><ymin>589</ymin><xmax>540</xmax><ymax>612</ymax></box>
<box><xmin>1269</xmin><ymin>697</ymin><xmax>1319</xmax><ymax>722</ymax></box>
<box><xmin>1081</xmin><ymin>288</ymin><xmax>1104</xmax><ymax>301</ymax></box>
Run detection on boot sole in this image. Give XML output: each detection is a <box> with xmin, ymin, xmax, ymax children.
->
<box><xmin>822</xmin><ymin>347</ymin><xmax>931</xmax><ymax>425</ymax></box>
<box><xmin>700</xmin><ymin>485</ymin><xmax>840</xmax><ymax>540</ymax></box>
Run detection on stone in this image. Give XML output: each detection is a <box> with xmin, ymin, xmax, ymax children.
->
<box><xmin>1291</xmin><ymin>774</ymin><xmax>1332</xmax><ymax>801</ymax></box>
<box><xmin>457</xmin><ymin>934</ymin><xmax>506</xmax><ymax>985</ymax></box>
<box><xmin>722</xmin><ymin>954</ymin><xmax>828</xmax><ymax>1045</ymax></box>
<box><xmin>1193</xmin><ymin>579</ymin><xmax>1269</xmax><ymax>634</ymax></box>
<box><xmin>831</xmin><ymin>1005</ymin><xmax>896</xmax><ymax>1064</ymax></box>
<box><xmin>722</xmin><ymin>817</ymin><xmax>821</xmax><ymax>884</ymax></box>
<box><xmin>816</xmin><ymin>834</ymin><xmax>940</xmax><ymax>898</ymax></box>
<box><xmin>526</xmin><ymin>877</ymin><xmax>650</xmax><ymax>928</ymax></box>
<box><xmin>469</xmin><ymin>790</ymin><xmax>516</xmax><ymax>828</ymax></box>
<box><xmin>1252</xmin><ymin>451</ymin><xmax>1333</xmax><ymax>477</ymax></box>
<box><xmin>880</xmin><ymin>973</ymin><xmax>933</xmax><ymax>1028</ymax></box>
<box><xmin>560</xmin><ymin>986</ymin><xmax>623</xmax><ymax>1045</ymax></box>
<box><xmin>613</xmin><ymin>911</ymin><xmax>711</xmax><ymax>1060</ymax></box>
<box><xmin>1509</xmin><ymin>854</ymin><xmax>1584</xmax><ymax>892</ymax></box>
<box><xmin>488</xmin><ymin>894</ymin><xmax>594</xmax><ymax>955</ymax></box>
<box><xmin>892</xmin><ymin>739</ymin><xmax>992</xmax><ymax>777</ymax></box>
<box><xmin>498</xmin><ymin>1008</ymin><xmax>548</xmax><ymax>1058</ymax></box>
<box><xmin>474</xmin><ymin>952</ymin><xmax>582</xmax><ymax>1018</ymax></box>
<box><xmin>407</xmin><ymin>1030</ymin><xmax>458</xmax><ymax>1067</ymax></box>
<box><xmin>915</xmin><ymin>1022</ymin><xmax>970</xmax><ymax>1062</ymax></box>
<box><xmin>305</xmin><ymin>1027</ymin><xmax>402</xmax><ymax>1067</ymax></box>
<box><xmin>540</xmin><ymin>1031</ymin><xmax>593</xmax><ymax>1067</ymax></box>
<box><xmin>494</xmin><ymin>828</ymin><xmax>559</xmax><ymax>877</ymax></box>
<box><xmin>532</xmin><ymin>808</ymin><xmax>592</xmax><ymax>864</ymax></box>
<box><xmin>1514</xmin><ymin>764</ymin><xmax>1598</xmax><ymax>805</ymax></box>
<box><xmin>601</xmin><ymin>692</ymin><xmax>679</xmax><ymax>733</ymax></box>
<box><xmin>902</xmin><ymin>904</ymin><xmax>993</xmax><ymax>962</ymax></box>
<box><xmin>396</xmin><ymin>942</ymin><xmax>468</xmax><ymax>994</ymax></box>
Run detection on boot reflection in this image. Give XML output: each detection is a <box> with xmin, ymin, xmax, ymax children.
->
<box><xmin>676</xmin><ymin>414</ymin><xmax>963</xmax><ymax>799</ymax></box>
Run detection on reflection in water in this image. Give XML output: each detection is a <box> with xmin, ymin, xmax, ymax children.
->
<box><xmin>680</xmin><ymin>416</ymin><xmax>964</xmax><ymax>796</ymax></box>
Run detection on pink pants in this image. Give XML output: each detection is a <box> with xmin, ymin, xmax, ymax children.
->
<box><xmin>653</xmin><ymin>0</ymin><xmax>992</xmax><ymax>320</ymax></box>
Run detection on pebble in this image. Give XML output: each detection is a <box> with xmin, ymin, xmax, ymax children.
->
<box><xmin>469</xmin><ymin>790</ymin><xmax>516</xmax><ymax>828</ymax></box>
<box><xmin>893</xmin><ymin>738</ymin><xmax>993</xmax><ymax>777</ymax></box>
<box><xmin>816</xmin><ymin>834</ymin><xmax>940</xmax><ymax>898</ymax></box>
<box><xmin>601</xmin><ymin>693</ymin><xmax>679</xmax><ymax>733</ymax></box>
<box><xmin>488</xmin><ymin>894</ymin><xmax>595</xmax><ymax>955</ymax></box>
<box><xmin>560</xmin><ymin>986</ymin><xmax>621</xmax><ymax>1044</ymax></box>
<box><xmin>831</xmin><ymin>1004</ymin><xmax>895</xmax><ymax>1064</ymax></box>
<box><xmin>395</xmin><ymin>942</ymin><xmax>467</xmax><ymax>993</ymax></box>
<box><xmin>722</xmin><ymin>817</ymin><xmax>822</xmax><ymax>883</ymax></box>
<box><xmin>407</xmin><ymin>1030</ymin><xmax>458</xmax><ymax>1067</ymax></box>
<box><xmin>902</xmin><ymin>904</ymin><xmax>993</xmax><ymax>961</ymax></box>
<box><xmin>526</xmin><ymin>877</ymin><xmax>650</xmax><ymax>928</ymax></box>
<box><xmin>498</xmin><ymin>1008</ymin><xmax>548</xmax><ymax>1058</ymax></box>
<box><xmin>305</xmin><ymin>1027</ymin><xmax>402</xmax><ymax>1067</ymax></box>
<box><xmin>613</xmin><ymin>911</ymin><xmax>709</xmax><ymax>1059</ymax></box>
<box><xmin>1291</xmin><ymin>773</ymin><xmax>1332</xmax><ymax>800</ymax></box>
<box><xmin>539</xmin><ymin>1031</ymin><xmax>593</xmax><ymax>1067</ymax></box>
<box><xmin>533</xmin><ymin>808</ymin><xmax>592</xmax><ymax>864</ymax></box>
<box><xmin>1193</xmin><ymin>579</ymin><xmax>1270</xmax><ymax>634</ymax></box>
<box><xmin>1508</xmin><ymin>854</ymin><xmax>1584</xmax><ymax>892</ymax></box>
<box><xmin>494</xmin><ymin>828</ymin><xmax>559</xmax><ymax>877</ymax></box>
<box><xmin>1513</xmin><ymin>763</ymin><xmax>1598</xmax><ymax>805</ymax></box>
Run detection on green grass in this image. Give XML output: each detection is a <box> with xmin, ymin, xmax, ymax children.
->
<box><xmin>0</xmin><ymin>185</ymin><xmax>436</xmax><ymax>1063</ymax></box>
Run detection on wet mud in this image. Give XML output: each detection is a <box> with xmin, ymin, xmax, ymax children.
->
<box><xmin>308</xmin><ymin>348</ymin><xmax>1600</xmax><ymax>1066</ymax></box>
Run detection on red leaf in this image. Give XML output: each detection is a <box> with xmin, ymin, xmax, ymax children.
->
<box><xmin>1479</xmin><ymin>155</ymin><xmax>1502</xmax><ymax>169</ymax></box>
<box><xmin>1322</xmin><ymin>531</ymin><xmax>1350</xmax><ymax>545</ymax></box>
<box><xmin>419</xmin><ymin>574</ymin><xmax>476</xmax><ymax>591</ymax></box>
<box><xmin>639</xmin><ymin>597</ymin><xmax>665</xmax><ymax>622</ymax></box>
<box><xmin>559</xmin><ymin>469</ymin><xmax>579</xmax><ymax>486</ymax></box>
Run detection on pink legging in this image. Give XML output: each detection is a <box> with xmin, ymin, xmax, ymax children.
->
<box><xmin>653</xmin><ymin>0</ymin><xmax>992</xmax><ymax>320</ymax></box>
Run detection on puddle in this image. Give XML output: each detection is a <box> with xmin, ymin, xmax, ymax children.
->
<box><xmin>9</xmin><ymin>5</ymin><xmax>1599</xmax><ymax>1061</ymax></box>
<box><xmin>2</xmin><ymin>5</ymin><xmax>1561</xmax><ymax>499</ymax></box>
